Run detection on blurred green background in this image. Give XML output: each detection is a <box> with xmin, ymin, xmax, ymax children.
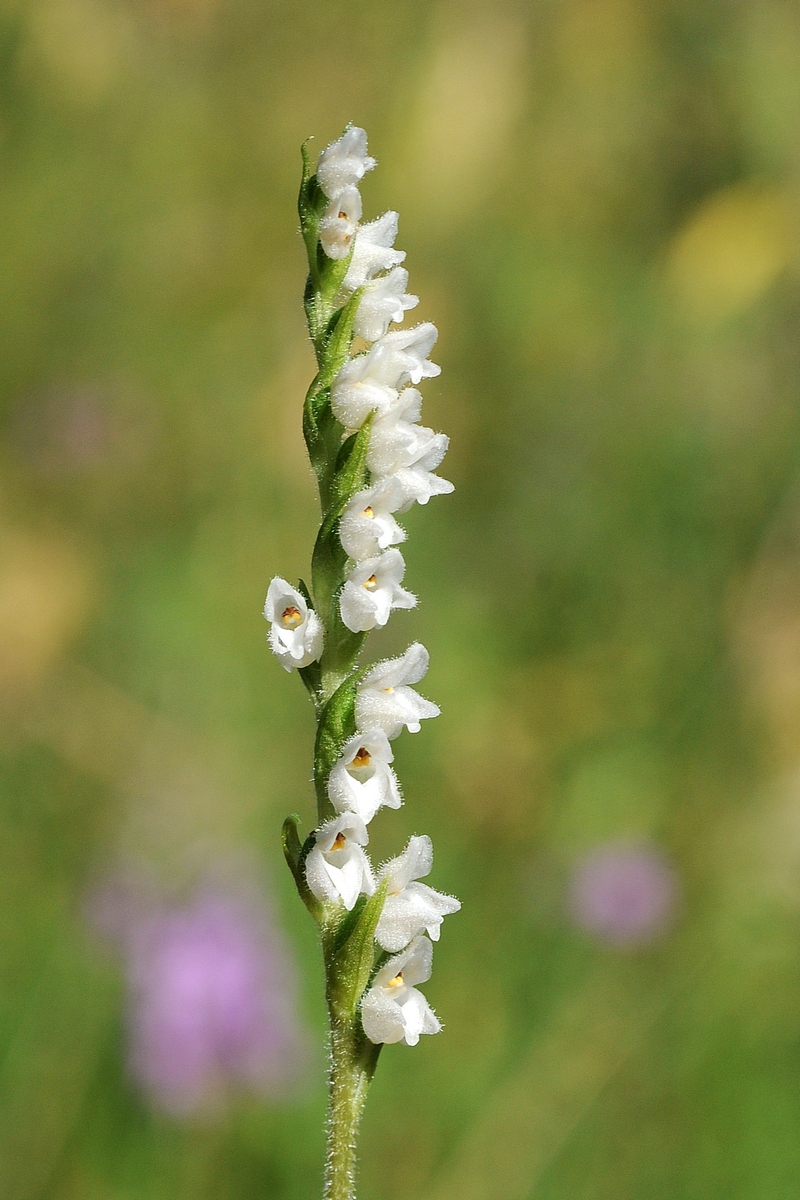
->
<box><xmin>3</xmin><ymin>0</ymin><xmax>800</xmax><ymax>1196</ymax></box>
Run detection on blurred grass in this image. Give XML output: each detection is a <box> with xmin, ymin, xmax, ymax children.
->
<box><xmin>3</xmin><ymin>0</ymin><xmax>800</xmax><ymax>1196</ymax></box>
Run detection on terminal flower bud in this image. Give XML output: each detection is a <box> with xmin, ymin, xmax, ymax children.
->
<box><xmin>305</xmin><ymin>813</ymin><xmax>375</xmax><ymax>911</ymax></box>
<box><xmin>327</xmin><ymin>730</ymin><xmax>402</xmax><ymax>824</ymax></box>
<box><xmin>360</xmin><ymin>936</ymin><xmax>441</xmax><ymax>1046</ymax></box>
<box><xmin>339</xmin><ymin>548</ymin><xmax>416</xmax><ymax>632</ymax></box>
<box><xmin>339</xmin><ymin>479</ymin><xmax>406</xmax><ymax>562</ymax></box>
<box><xmin>264</xmin><ymin>577</ymin><xmax>323</xmax><ymax>671</ymax></box>
<box><xmin>356</xmin><ymin>642</ymin><xmax>439</xmax><ymax>739</ymax></box>
<box><xmin>353</xmin><ymin>267</ymin><xmax>418</xmax><ymax>343</ymax></box>
<box><xmin>316</xmin><ymin>126</ymin><xmax>376</xmax><ymax>199</ymax></box>
<box><xmin>341</xmin><ymin>211</ymin><xmax>405</xmax><ymax>294</ymax></box>
<box><xmin>319</xmin><ymin>187</ymin><xmax>362</xmax><ymax>260</ymax></box>
<box><xmin>375</xmin><ymin>835</ymin><xmax>460</xmax><ymax>953</ymax></box>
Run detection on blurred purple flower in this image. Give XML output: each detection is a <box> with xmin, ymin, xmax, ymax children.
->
<box><xmin>567</xmin><ymin>842</ymin><xmax>679</xmax><ymax>947</ymax></box>
<box><xmin>91</xmin><ymin>870</ymin><xmax>307</xmax><ymax>1115</ymax></box>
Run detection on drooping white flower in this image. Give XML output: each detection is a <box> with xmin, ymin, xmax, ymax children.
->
<box><xmin>331</xmin><ymin>324</ymin><xmax>440</xmax><ymax>432</ymax></box>
<box><xmin>339</xmin><ymin>548</ymin><xmax>416</xmax><ymax>632</ymax></box>
<box><xmin>319</xmin><ymin>186</ymin><xmax>362</xmax><ymax>260</ymax></box>
<box><xmin>340</xmin><ymin>211</ymin><xmax>405</xmax><ymax>294</ymax></box>
<box><xmin>327</xmin><ymin>730</ymin><xmax>402</xmax><ymax>824</ymax></box>
<box><xmin>316</xmin><ymin>126</ymin><xmax>376</xmax><ymax>200</ymax></box>
<box><xmin>353</xmin><ymin>267</ymin><xmax>418</xmax><ymax>343</ymax></box>
<box><xmin>305</xmin><ymin>812</ymin><xmax>375</xmax><ymax>911</ymax></box>
<box><xmin>264</xmin><ymin>577</ymin><xmax>324</xmax><ymax>671</ymax></box>
<box><xmin>339</xmin><ymin>478</ymin><xmax>406</xmax><ymax>562</ymax></box>
<box><xmin>356</xmin><ymin>642</ymin><xmax>439</xmax><ymax>739</ymax></box>
<box><xmin>375</xmin><ymin>836</ymin><xmax>460</xmax><ymax>953</ymax></box>
<box><xmin>360</xmin><ymin>936</ymin><xmax>441</xmax><ymax>1046</ymax></box>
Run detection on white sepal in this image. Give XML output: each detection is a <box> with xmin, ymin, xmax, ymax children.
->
<box><xmin>375</xmin><ymin>835</ymin><xmax>461</xmax><ymax>953</ymax></box>
<box><xmin>327</xmin><ymin>730</ymin><xmax>402</xmax><ymax>824</ymax></box>
<box><xmin>316</xmin><ymin>127</ymin><xmax>376</xmax><ymax>200</ymax></box>
<box><xmin>305</xmin><ymin>812</ymin><xmax>375</xmax><ymax>911</ymax></box>
<box><xmin>319</xmin><ymin>186</ymin><xmax>362</xmax><ymax>260</ymax></box>
<box><xmin>360</xmin><ymin>936</ymin><xmax>441</xmax><ymax>1046</ymax></box>
<box><xmin>354</xmin><ymin>267</ymin><xmax>418</xmax><ymax>343</ymax></box>
<box><xmin>339</xmin><ymin>479</ymin><xmax>406</xmax><ymax>562</ymax></box>
<box><xmin>356</xmin><ymin>642</ymin><xmax>439</xmax><ymax>739</ymax></box>
<box><xmin>339</xmin><ymin>548</ymin><xmax>416</xmax><ymax>632</ymax></box>
<box><xmin>341</xmin><ymin>211</ymin><xmax>405</xmax><ymax>294</ymax></box>
<box><xmin>263</xmin><ymin>577</ymin><xmax>324</xmax><ymax>671</ymax></box>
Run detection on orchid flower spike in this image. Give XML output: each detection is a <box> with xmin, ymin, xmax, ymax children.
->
<box><xmin>327</xmin><ymin>730</ymin><xmax>402</xmax><ymax>824</ymax></box>
<box><xmin>356</xmin><ymin>643</ymin><xmax>440</xmax><ymax>739</ymax></box>
<box><xmin>264</xmin><ymin>577</ymin><xmax>323</xmax><ymax>670</ymax></box>
<box><xmin>360</xmin><ymin>935</ymin><xmax>441</xmax><ymax>1046</ymax></box>
<box><xmin>339</xmin><ymin>548</ymin><xmax>416</xmax><ymax>632</ymax></box>
<box><xmin>339</xmin><ymin>478</ymin><xmax>406</xmax><ymax>562</ymax></box>
<box><xmin>375</xmin><ymin>835</ymin><xmax>461</xmax><ymax>953</ymax></box>
<box><xmin>305</xmin><ymin>812</ymin><xmax>375</xmax><ymax>911</ymax></box>
<box><xmin>316</xmin><ymin>126</ymin><xmax>376</xmax><ymax>200</ymax></box>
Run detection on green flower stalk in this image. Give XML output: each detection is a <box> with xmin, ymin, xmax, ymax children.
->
<box><xmin>265</xmin><ymin>126</ymin><xmax>459</xmax><ymax>1200</ymax></box>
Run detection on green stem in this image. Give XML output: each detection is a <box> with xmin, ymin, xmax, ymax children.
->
<box><xmin>324</xmin><ymin>1015</ymin><xmax>379</xmax><ymax>1200</ymax></box>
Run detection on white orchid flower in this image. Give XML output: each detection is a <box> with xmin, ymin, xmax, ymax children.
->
<box><xmin>327</xmin><ymin>730</ymin><xmax>402</xmax><ymax>824</ymax></box>
<box><xmin>375</xmin><ymin>835</ymin><xmax>460</xmax><ymax>953</ymax></box>
<box><xmin>319</xmin><ymin>186</ymin><xmax>362</xmax><ymax>260</ymax></box>
<box><xmin>331</xmin><ymin>324</ymin><xmax>440</xmax><ymax>432</ymax></box>
<box><xmin>360</xmin><ymin>936</ymin><xmax>441</xmax><ymax>1046</ymax></box>
<box><xmin>263</xmin><ymin>577</ymin><xmax>323</xmax><ymax>671</ymax></box>
<box><xmin>340</xmin><ymin>211</ymin><xmax>405</xmax><ymax>294</ymax></box>
<box><xmin>356</xmin><ymin>642</ymin><xmax>439</xmax><ymax>739</ymax></box>
<box><xmin>339</xmin><ymin>478</ymin><xmax>406</xmax><ymax>562</ymax></box>
<box><xmin>339</xmin><ymin>548</ymin><xmax>416</xmax><ymax>632</ymax></box>
<box><xmin>316</xmin><ymin>126</ymin><xmax>376</xmax><ymax>200</ymax></box>
<box><xmin>305</xmin><ymin>812</ymin><xmax>375</xmax><ymax>911</ymax></box>
<box><xmin>353</xmin><ymin>267</ymin><xmax>418</xmax><ymax>343</ymax></box>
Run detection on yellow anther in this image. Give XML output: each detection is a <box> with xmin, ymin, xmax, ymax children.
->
<box><xmin>383</xmin><ymin>686</ymin><xmax>395</xmax><ymax>694</ymax></box>
<box><xmin>363</xmin><ymin>506</ymin><xmax>374</xmax><ymax>518</ymax></box>
<box><xmin>363</xmin><ymin>574</ymin><xmax>378</xmax><ymax>590</ymax></box>
<box><xmin>331</xmin><ymin>833</ymin><xmax>347</xmax><ymax>851</ymax></box>
<box><xmin>387</xmin><ymin>972</ymin><xmax>404</xmax><ymax>988</ymax></box>
<box><xmin>280</xmin><ymin>605</ymin><xmax>303</xmax><ymax>628</ymax></box>
<box><xmin>351</xmin><ymin>747</ymin><xmax>371</xmax><ymax>769</ymax></box>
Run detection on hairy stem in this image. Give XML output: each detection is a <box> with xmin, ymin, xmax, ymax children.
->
<box><xmin>324</xmin><ymin>1017</ymin><xmax>378</xmax><ymax>1200</ymax></box>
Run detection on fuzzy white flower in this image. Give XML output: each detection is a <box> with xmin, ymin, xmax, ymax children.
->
<box><xmin>305</xmin><ymin>812</ymin><xmax>375</xmax><ymax>911</ymax></box>
<box><xmin>356</xmin><ymin>642</ymin><xmax>439</xmax><ymax>739</ymax></box>
<box><xmin>353</xmin><ymin>267</ymin><xmax>418</xmax><ymax>343</ymax></box>
<box><xmin>339</xmin><ymin>548</ymin><xmax>416</xmax><ymax>632</ymax></box>
<box><xmin>327</xmin><ymin>730</ymin><xmax>402</xmax><ymax>824</ymax></box>
<box><xmin>264</xmin><ymin>577</ymin><xmax>323</xmax><ymax>671</ymax></box>
<box><xmin>331</xmin><ymin>324</ymin><xmax>440</xmax><ymax>432</ymax></box>
<box><xmin>316</xmin><ymin>126</ymin><xmax>376</xmax><ymax>200</ymax></box>
<box><xmin>319</xmin><ymin>186</ymin><xmax>362</xmax><ymax>260</ymax></box>
<box><xmin>375</xmin><ymin>835</ymin><xmax>460</xmax><ymax>953</ymax></box>
<box><xmin>360</xmin><ymin>935</ymin><xmax>441</xmax><ymax>1046</ymax></box>
<box><xmin>340</xmin><ymin>211</ymin><xmax>405</xmax><ymax>295</ymax></box>
<box><xmin>339</xmin><ymin>478</ymin><xmax>406</xmax><ymax>562</ymax></box>
<box><xmin>365</xmin><ymin>389</ymin><xmax>453</xmax><ymax>507</ymax></box>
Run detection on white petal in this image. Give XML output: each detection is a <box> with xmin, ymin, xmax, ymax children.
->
<box><xmin>361</xmin><ymin>988</ymin><xmax>406</xmax><ymax>1045</ymax></box>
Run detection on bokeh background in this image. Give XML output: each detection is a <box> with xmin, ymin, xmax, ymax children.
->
<box><xmin>2</xmin><ymin>0</ymin><xmax>800</xmax><ymax>1196</ymax></box>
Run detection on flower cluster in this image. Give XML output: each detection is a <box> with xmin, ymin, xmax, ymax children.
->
<box><xmin>263</xmin><ymin>123</ymin><xmax>458</xmax><ymax>1088</ymax></box>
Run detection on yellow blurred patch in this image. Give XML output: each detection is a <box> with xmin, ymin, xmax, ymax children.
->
<box><xmin>664</xmin><ymin>183</ymin><xmax>795</xmax><ymax>324</ymax></box>
<box><xmin>0</xmin><ymin>528</ymin><xmax>94</xmax><ymax>699</ymax></box>
<box><xmin>21</xmin><ymin>0</ymin><xmax>135</xmax><ymax>103</ymax></box>
<box><xmin>394</xmin><ymin>12</ymin><xmax>527</xmax><ymax>223</ymax></box>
